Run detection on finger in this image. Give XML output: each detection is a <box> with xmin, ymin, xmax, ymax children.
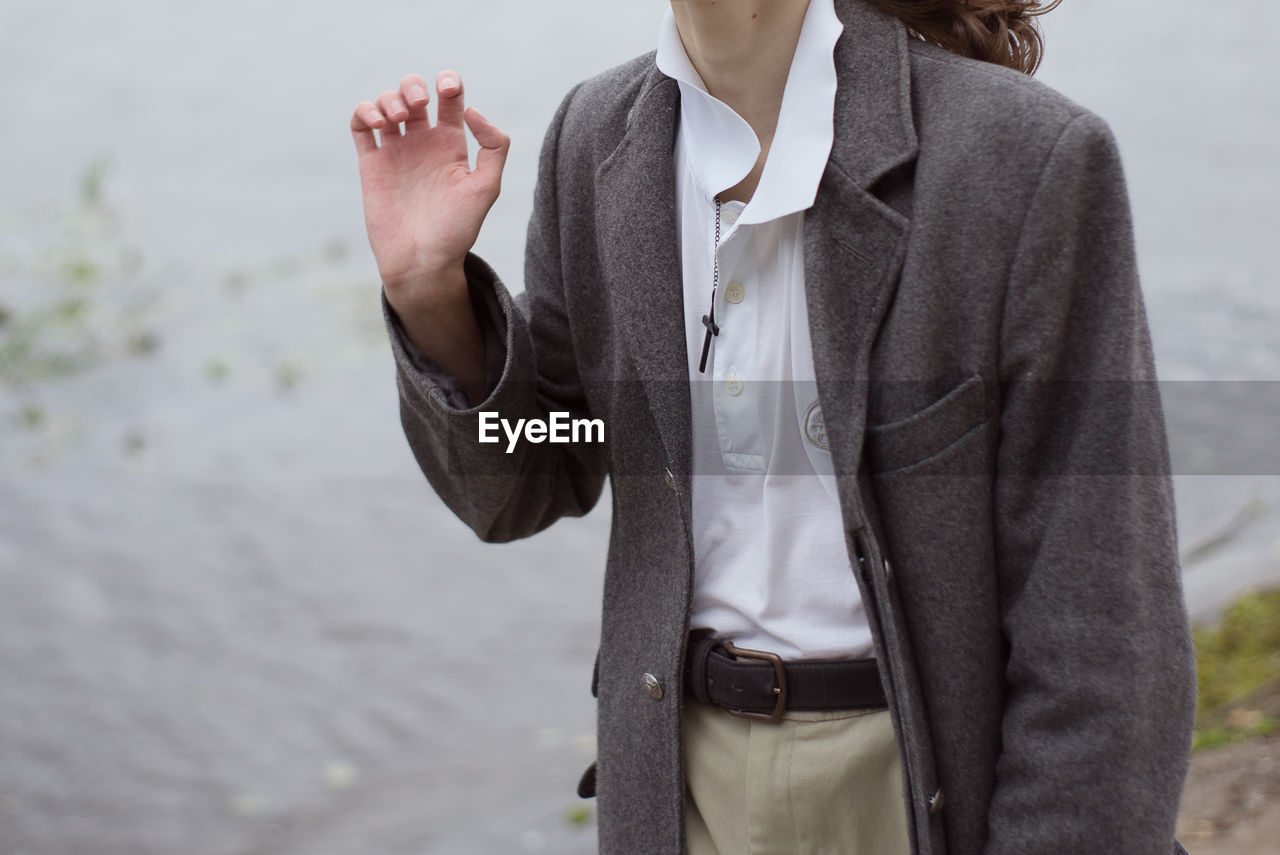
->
<box><xmin>399</xmin><ymin>74</ymin><xmax>431</xmax><ymax>126</ymax></box>
<box><xmin>464</xmin><ymin>107</ymin><xmax>510</xmax><ymax>186</ymax></box>
<box><xmin>435</xmin><ymin>69</ymin><xmax>465</xmax><ymax>130</ymax></box>
<box><xmin>350</xmin><ymin>101</ymin><xmax>384</xmax><ymax>154</ymax></box>
<box><xmin>375</xmin><ymin>90</ymin><xmax>409</xmax><ymax>142</ymax></box>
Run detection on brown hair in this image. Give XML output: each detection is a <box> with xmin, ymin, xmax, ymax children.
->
<box><xmin>864</xmin><ymin>0</ymin><xmax>1062</xmax><ymax>75</ymax></box>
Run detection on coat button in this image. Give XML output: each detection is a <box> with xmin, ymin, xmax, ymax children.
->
<box><xmin>642</xmin><ymin>672</ymin><xmax>664</xmax><ymax>700</ymax></box>
<box><xmin>663</xmin><ymin>467</ymin><xmax>676</xmax><ymax>491</ymax></box>
<box><xmin>928</xmin><ymin>787</ymin><xmax>944</xmax><ymax>815</ymax></box>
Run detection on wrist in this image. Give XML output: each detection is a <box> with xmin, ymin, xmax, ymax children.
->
<box><xmin>384</xmin><ymin>260</ymin><xmax>470</xmax><ymax>317</ymax></box>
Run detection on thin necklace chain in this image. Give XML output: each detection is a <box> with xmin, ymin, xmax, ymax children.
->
<box><xmin>713</xmin><ymin>193</ymin><xmax>721</xmax><ymax>296</ymax></box>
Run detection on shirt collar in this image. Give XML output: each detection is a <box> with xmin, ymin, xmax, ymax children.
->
<box><xmin>655</xmin><ymin>0</ymin><xmax>844</xmax><ymax>226</ymax></box>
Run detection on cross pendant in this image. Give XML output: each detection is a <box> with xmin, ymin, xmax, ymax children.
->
<box><xmin>698</xmin><ymin>311</ymin><xmax>719</xmax><ymax>374</ymax></box>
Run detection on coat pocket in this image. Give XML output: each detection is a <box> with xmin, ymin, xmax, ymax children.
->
<box><xmin>865</xmin><ymin>373</ymin><xmax>988</xmax><ymax>475</ymax></box>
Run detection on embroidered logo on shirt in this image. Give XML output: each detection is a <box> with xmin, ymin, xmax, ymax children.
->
<box><xmin>803</xmin><ymin>400</ymin><xmax>830</xmax><ymax>451</ymax></box>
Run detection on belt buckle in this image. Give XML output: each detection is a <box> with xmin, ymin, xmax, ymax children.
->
<box><xmin>721</xmin><ymin>641</ymin><xmax>788</xmax><ymax>724</ymax></box>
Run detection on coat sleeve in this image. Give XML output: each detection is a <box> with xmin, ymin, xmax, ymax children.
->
<box><xmin>381</xmin><ymin>83</ymin><xmax>607</xmax><ymax>543</ymax></box>
<box><xmin>984</xmin><ymin>112</ymin><xmax>1196</xmax><ymax>854</ymax></box>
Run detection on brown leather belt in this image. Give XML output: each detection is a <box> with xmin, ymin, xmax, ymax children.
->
<box><xmin>683</xmin><ymin>630</ymin><xmax>887</xmax><ymax>723</ymax></box>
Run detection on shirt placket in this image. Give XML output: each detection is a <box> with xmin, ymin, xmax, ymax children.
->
<box><xmin>712</xmin><ymin>205</ymin><xmax>766</xmax><ymax>473</ymax></box>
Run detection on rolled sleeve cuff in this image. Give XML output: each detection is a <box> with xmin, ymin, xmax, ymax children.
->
<box><xmin>380</xmin><ymin>253</ymin><xmax>511</xmax><ymax>411</ymax></box>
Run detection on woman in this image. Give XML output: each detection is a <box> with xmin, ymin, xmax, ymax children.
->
<box><xmin>349</xmin><ymin>1</ymin><xmax>1195</xmax><ymax>852</ymax></box>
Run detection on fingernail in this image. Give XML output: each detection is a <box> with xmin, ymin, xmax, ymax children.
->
<box><xmin>441</xmin><ymin>75</ymin><xmax>458</xmax><ymax>93</ymax></box>
<box><xmin>409</xmin><ymin>85</ymin><xmax>427</xmax><ymax>102</ymax></box>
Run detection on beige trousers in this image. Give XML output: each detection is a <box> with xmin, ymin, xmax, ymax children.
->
<box><xmin>682</xmin><ymin>697</ymin><xmax>911</xmax><ymax>855</ymax></box>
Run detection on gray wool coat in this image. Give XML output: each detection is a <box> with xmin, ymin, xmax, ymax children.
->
<box><xmin>381</xmin><ymin>1</ymin><xmax>1197</xmax><ymax>852</ymax></box>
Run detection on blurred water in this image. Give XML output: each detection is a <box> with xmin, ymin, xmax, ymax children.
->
<box><xmin>1</xmin><ymin>1</ymin><xmax>1278</xmax><ymax>853</ymax></box>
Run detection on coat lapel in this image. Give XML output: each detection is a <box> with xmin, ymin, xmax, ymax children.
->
<box><xmin>594</xmin><ymin>73</ymin><xmax>693</xmax><ymax>484</ymax></box>
<box><xmin>805</xmin><ymin>0</ymin><xmax>918</xmax><ymax>502</ymax></box>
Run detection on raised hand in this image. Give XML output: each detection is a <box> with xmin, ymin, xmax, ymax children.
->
<box><xmin>351</xmin><ymin>70</ymin><xmax>510</xmax><ymax>310</ymax></box>
<box><xmin>350</xmin><ymin>70</ymin><xmax>506</xmax><ymax>406</ymax></box>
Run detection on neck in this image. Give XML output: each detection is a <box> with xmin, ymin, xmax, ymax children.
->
<box><xmin>670</xmin><ymin>0</ymin><xmax>811</xmax><ymax>201</ymax></box>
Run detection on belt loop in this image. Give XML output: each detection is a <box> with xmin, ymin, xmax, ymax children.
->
<box><xmin>685</xmin><ymin>630</ymin><xmax>718</xmax><ymax>705</ymax></box>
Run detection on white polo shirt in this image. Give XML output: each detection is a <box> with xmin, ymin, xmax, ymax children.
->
<box><xmin>656</xmin><ymin>0</ymin><xmax>874</xmax><ymax>660</ymax></box>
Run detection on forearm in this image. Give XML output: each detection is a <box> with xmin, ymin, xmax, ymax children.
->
<box><xmin>384</xmin><ymin>253</ymin><xmax>606</xmax><ymax>543</ymax></box>
<box><xmin>986</xmin><ymin>470</ymin><xmax>1194</xmax><ymax>853</ymax></box>
<box><xmin>385</xmin><ymin>265</ymin><xmax>487</xmax><ymax>408</ymax></box>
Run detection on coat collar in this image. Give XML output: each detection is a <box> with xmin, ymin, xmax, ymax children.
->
<box><xmin>594</xmin><ymin>0</ymin><xmax>917</xmax><ymax>504</ymax></box>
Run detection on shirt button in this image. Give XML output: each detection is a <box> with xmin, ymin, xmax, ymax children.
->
<box><xmin>725</xmin><ymin>375</ymin><xmax>743</xmax><ymax>396</ymax></box>
<box><xmin>725</xmin><ymin>281</ymin><xmax>744</xmax><ymax>304</ymax></box>
<box><xmin>642</xmin><ymin>672</ymin><xmax>664</xmax><ymax>700</ymax></box>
